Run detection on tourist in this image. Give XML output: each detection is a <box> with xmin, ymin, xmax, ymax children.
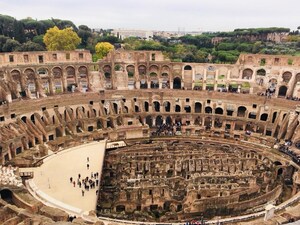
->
<box><xmin>70</xmin><ymin>177</ymin><xmax>73</xmax><ymax>183</ymax></box>
<box><xmin>82</xmin><ymin>190</ymin><xmax>84</xmax><ymax>196</ymax></box>
<box><xmin>87</xmin><ymin>163</ymin><xmax>89</xmax><ymax>169</ymax></box>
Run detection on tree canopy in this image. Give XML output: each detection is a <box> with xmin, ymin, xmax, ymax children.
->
<box><xmin>43</xmin><ymin>26</ymin><xmax>81</xmax><ymax>51</ymax></box>
<box><xmin>94</xmin><ymin>42</ymin><xmax>114</xmax><ymax>60</ymax></box>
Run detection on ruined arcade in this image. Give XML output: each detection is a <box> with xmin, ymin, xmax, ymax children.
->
<box><xmin>1</xmin><ymin>50</ymin><xmax>300</xmax><ymax>224</ymax></box>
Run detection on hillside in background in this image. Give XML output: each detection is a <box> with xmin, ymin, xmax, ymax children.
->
<box><xmin>0</xmin><ymin>14</ymin><xmax>299</xmax><ymax>63</ymax></box>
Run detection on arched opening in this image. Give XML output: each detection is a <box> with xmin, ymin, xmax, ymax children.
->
<box><xmin>277</xmin><ymin>168</ymin><xmax>283</xmax><ymax>178</ymax></box>
<box><xmin>97</xmin><ymin>120</ymin><xmax>103</xmax><ymax>129</ymax></box>
<box><xmin>56</xmin><ymin>128</ymin><xmax>63</xmax><ymax>137</ymax></box>
<box><xmin>126</xmin><ymin>65</ymin><xmax>135</xmax><ymax>77</ymax></box>
<box><xmin>184</xmin><ymin>65</ymin><xmax>192</xmax><ymax>70</ymax></box>
<box><xmin>144</xmin><ymin>102</ymin><xmax>149</xmax><ymax>112</ymax></box>
<box><xmin>272</xmin><ymin>112</ymin><xmax>277</xmax><ymax>123</ymax></box>
<box><xmin>166</xmin><ymin>116</ymin><xmax>172</xmax><ymax>125</ymax></box>
<box><xmin>103</xmin><ymin>65</ymin><xmax>112</xmax><ymax>89</ymax></box>
<box><xmin>215</xmin><ymin>107</ymin><xmax>223</xmax><ymax>115</ymax></box>
<box><xmin>155</xmin><ymin>116</ymin><xmax>163</xmax><ymax>126</ymax></box>
<box><xmin>153</xmin><ymin>101</ymin><xmax>160</xmax><ymax>112</ymax></box>
<box><xmin>107</xmin><ymin>118</ymin><xmax>114</xmax><ymax>128</ymax></box>
<box><xmin>260</xmin><ymin>113</ymin><xmax>268</xmax><ymax>121</ymax></box>
<box><xmin>205</xmin><ymin>106</ymin><xmax>212</xmax><ymax>114</ymax></box>
<box><xmin>282</xmin><ymin>71</ymin><xmax>292</xmax><ymax>83</ymax></box>
<box><xmin>113</xmin><ymin>103</ymin><xmax>118</xmax><ymax>114</ymax></box>
<box><xmin>164</xmin><ymin>101</ymin><xmax>170</xmax><ymax>112</ymax></box>
<box><xmin>146</xmin><ymin>116</ymin><xmax>152</xmax><ymax>127</ymax></box>
<box><xmin>150</xmin><ymin>79</ymin><xmax>159</xmax><ymax>89</ymax></box>
<box><xmin>135</xmin><ymin>105</ymin><xmax>139</xmax><ymax>112</ymax></box>
<box><xmin>173</xmin><ymin>77</ymin><xmax>181</xmax><ymax>89</ymax></box>
<box><xmin>195</xmin><ymin>102</ymin><xmax>202</xmax><ymax>113</ymax></box>
<box><xmin>194</xmin><ymin>116</ymin><xmax>201</xmax><ymax>125</ymax></box>
<box><xmin>278</xmin><ymin>86</ymin><xmax>287</xmax><ymax>97</ymax></box>
<box><xmin>21</xmin><ymin>116</ymin><xmax>27</xmax><ymax>123</ymax></box>
<box><xmin>0</xmin><ymin>189</ymin><xmax>13</xmax><ymax>204</ymax></box>
<box><xmin>140</xmin><ymin>80</ymin><xmax>147</xmax><ymax>89</ymax></box>
<box><xmin>268</xmin><ymin>79</ymin><xmax>277</xmax><ymax>93</ymax></box>
<box><xmin>204</xmin><ymin>117</ymin><xmax>212</xmax><ymax>129</ymax></box>
<box><xmin>30</xmin><ymin>114</ymin><xmax>35</xmax><ymax>124</ymax></box>
<box><xmin>242</xmin><ymin>69</ymin><xmax>253</xmax><ymax>80</ymax></box>
<box><xmin>175</xmin><ymin>105</ymin><xmax>181</xmax><ymax>112</ymax></box>
<box><xmin>237</xmin><ymin>106</ymin><xmax>247</xmax><ymax>117</ymax></box>
<box><xmin>138</xmin><ymin>65</ymin><xmax>146</xmax><ymax>76</ymax></box>
<box><xmin>256</xmin><ymin>69</ymin><xmax>266</xmax><ymax>76</ymax></box>
<box><xmin>123</xmin><ymin>106</ymin><xmax>128</xmax><ymax>114</ymax></box>
<box><xmin>184</xmin><ymin>106</ymin><xmax>191</xmax><ymax>113</ymax></box>
<box><xmin>116</xmin><ymin>205</ymin><xmax>125</xmax><ymax>212</ymax></box>
<box><xmin>52</xmin><ymin>67</ymin><xmax>63</xmax><ymax>93</ymax></box>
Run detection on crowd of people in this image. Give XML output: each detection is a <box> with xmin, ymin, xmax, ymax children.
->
<box><xmin>68</xmin><ymin>157</ymin><xmax>100</xmax><ymax>197</ymax></box>
<box><xmin>152</xmin><ymin>122</ymin><xmax>182</xmax><ymax>136</ymax></box>
<box><xmin>279</xmin><ymin>141</ymin><xmax>300</xmax><ymax>165</ymax></box>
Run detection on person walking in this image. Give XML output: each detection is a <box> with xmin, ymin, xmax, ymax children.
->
<box><xmin>82</xmin><ymin>190</ymin><xmax>84</xmax><ymax>196</ymax></box>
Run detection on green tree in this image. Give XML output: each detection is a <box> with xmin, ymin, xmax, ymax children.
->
<box><xmin>17</xmin><ymin>41</ymin><xmax>45</xmax><ymax>51</ymax></box>
<box><xmin>43</xmin><ymin>26</ymin><xmax>81</xmax><ymax>50</ymax></box>
<box><xmin>0</xmin><ymin>35</ymin><xmax>9</xmax><ymax>52</ymax></box>
<box><xmin>95</xmin><ymin>42</ymin><xmax>114</xmax><ymax>60</ymax></box>
<box><xmin>2</xmin><ymin>39</ymin><xmax>21</xmax><ymax>52</ymax></box>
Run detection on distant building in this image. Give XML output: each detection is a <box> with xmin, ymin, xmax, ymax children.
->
<box><xmin>112</xmin><ymin>29</ymin><xmax>154</xmax><ymax>40</ymax></box>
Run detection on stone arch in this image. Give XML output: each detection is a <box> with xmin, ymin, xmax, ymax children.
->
<box><xmin>140</xmin><ymin>79</ymin><xmax>147</xmax><ymax>89</ymax></box>
<box><xmin>237</xmin><ymin>106</ymin><xmax>247</xmax><ymax>117</ymax></box>
<box><xmin>173</xmin><ymin>77</ymin><xmax>181</xmax><ymax>89</ymax></box>
<box><xmin>144</xmin><ymin>102</ymin><xmax>149</xmax><ymax>112</ymax></box>
<box><xmin>138</xmin><ymin>65</ymin><xmax>147</xmax><ymax>76</ymax></box>
<box><xmin>66</xmin><ymin>66</ymin><xmax>76</xmax><ymax>92</ymax></box>
<box><xmin>37</xmin><ymin>67</ymin><xmax>48</xmax><ymax>76</ymax></box>
<box><xmin>113</xmin><ymin>103</ymin><xmax>118</xmax><ymax>114</ymax></box>
<box><xmin>126</xmin><ymin>65</ymin><xmax>135</xmax><ymax>77</ymax></box>
<box><xmin>24</xmin><ymin>68</ymin><xmax>37</xmax><ymax>97</ymax></box>
<box><xmin>184</xmin><ymin>105</ymin><xmax>191</xmax><ymax>113</ymax></box>
<box><xmin>52</xmin><ymin>67</ymin><xmax>63</xmax><ymax>93</ymax></box>
<box><xmin>78</xmin><ymin>66</ymin><xmax>88</xmax><ymax>91</ymax></box>
<box><xmin>166</xmin><ymin>116</ymin><xmax>172</xmax><ymax>125</ymax></box>
<box><xmin>194</xmin><ymin>116</ymin><xmax>201</xmax><ymax>125</ymax></box>
<box><xmin>256</xmin><ymin>69</ymin><xmax>266</xmax><ymax>76</ymax></box>
<box><xmin>215</xmin><ymin>107</ymin><xmax>224</xmax><ymax>115</ymax></box>
<box><xmin>164</xmin><ymin>101</ymin><xmax>171</xmax><ymax>112</ymax></box>
<box><xmin>195</xmin><ymin>102</ymin><xmax>202</xmax><ymax>113</ymax></box>
<box><xmin>242</xmin><ymin>69</ymin><xmax>253</xmax><ymax>80</ymax></box>
<box><xmin>146</xmin><ymin>115</ymin><xmax>152</xmax><ymax>127</ymax></box>
<box><xmin>155</xmin><ymin>115</ymin><xmax>163</xmax><ymax>126</ymax></box>
<box><xmin>184</xmin><ymin>65</ymin><xmax>192</xmax><ymax>70</ymax></box>
<box><xmin>175</xmin><ymin>105</ymin><xmax>181</xmax><ymax>112</ymax></box>
<box><xmin>282</xmin><ymin>71</ymin><xmax>292</xmax><ymax>83</ymax></box>
<box><xmin>135</xmin><ymin>105</ymin><xmax>139</xmax><ymax>112</ymax></box>
<box><xmin>292</xmin><ymin>73</ymin><xmax>300</xmax><ymax>97</ymax></box>
<box><xmin>153</xmin><ymin>101</ymin><xmax>160</xmax><ymax>112</ymax></box>
<box><xmin>269</xmin><ymin>78</ymin><xmax>277</xmax><ymax>92</ymax></box>
<box><xmin>278</xmin><ymin>86</ymin><xmax>287</xmax><ymax>97</ymax></box>
<box><xmin>103</xmin><ymin>65</ymin><xmax>112</xmax><ymax>78</ymax></box>
<box><xmin>205</xmin><ymin>106</ymin><xmax>212</xmax><ymax>114</ymax></box>
<box><xmin>260</xmin><ymin>113</ymin><xmax>268</xmax><ymax>121</ymax></box>
<box><xmin>149</xmin><ymin>65</ymin><xmax>159</xmax><ymax>74</ymax></box>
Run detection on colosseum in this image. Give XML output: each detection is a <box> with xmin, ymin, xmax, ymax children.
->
<box><xmin>1</xmin><ymin>49</ymin><xmax>300</xmax><ymax>225</ymax></box>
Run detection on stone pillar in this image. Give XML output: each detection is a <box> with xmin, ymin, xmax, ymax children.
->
<box><xmin>264</xmin><ymin>204</ymin><xmax>275</xmax><ymax>221</ymax></box>
<box><xmin>287</xmin><ymin>72</ymin><xmax>296</xmax><ymax>97</ymax></box>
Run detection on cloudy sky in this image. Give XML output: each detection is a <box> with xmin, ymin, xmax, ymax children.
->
<box><xmin>1</xmin><ymin>0</ymin><xmax>299</xmax><ymax>31</ymax></box>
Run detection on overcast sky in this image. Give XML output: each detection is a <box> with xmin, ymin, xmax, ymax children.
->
<box><xmin>1</xmin><ymin>0</ymin><xmax>299</xmax><ymax>32</ymax></box>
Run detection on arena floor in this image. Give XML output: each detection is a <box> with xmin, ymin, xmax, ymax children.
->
<box><xmin>23</xmin><ymin>141</ymin><xmax>106</xmax><ymax>214</ymax></box>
